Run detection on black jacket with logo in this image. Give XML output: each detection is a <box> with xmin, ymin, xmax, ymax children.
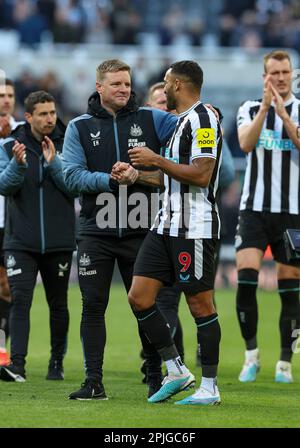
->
<box><xmin>62</xmin><ymin>92</ymin><xmax>177</xmax><ymax>237</ymax></box>
<box><xmin>0</xmin><ymin>121</ymin><xmax>76</xmax><ymax>253</ymax></box>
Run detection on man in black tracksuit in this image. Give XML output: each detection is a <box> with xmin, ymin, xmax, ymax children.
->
<box><xmin>0</xmin><ymin>91</ymin><xmax>75</xmax><ymax>382</ymax></box>
<box><xmin>62</xmin><ymin>59</ymin><xmax>177</xmax><ymax>400</ymax></box>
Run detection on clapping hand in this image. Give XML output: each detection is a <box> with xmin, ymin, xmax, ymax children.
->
<box><xmin>262</xmin><ymin>74</ymin><xmax>273</xmax><ymax>110</ymax></box>
<box><xmin>12</xmin><ymin>140</ymin><xmax>26</xmax><ymax>165</ymax></box>
<box><xmin>270</xmin><ymin>83</ymin><xmax>287</xmax><ymax>119</ymax></box>
<box><xmin>42</xmin><ymin>136</ymin><xmax>56</xmax><ymax>163</ymax></box>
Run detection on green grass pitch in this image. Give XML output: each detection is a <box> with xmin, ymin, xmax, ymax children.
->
<box><xmin>0</xmin><ymin>284</ymin><xmax>299</xmax><ymax>428</ymax></box>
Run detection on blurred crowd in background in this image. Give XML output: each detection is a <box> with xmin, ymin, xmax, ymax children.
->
<box><xmin>1</xmin><ymin>0</ymin><xmax>297</xmax><ymax>288</ymax></box>
<box><xmin>0</xmin><ymin>0</ymin><xmax>300</xmax><ymax>49</ymax></box>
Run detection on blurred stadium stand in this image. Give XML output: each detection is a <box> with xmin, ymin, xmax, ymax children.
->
<box><xmin>1</xmin><ymin>0</ymin><xmax>300</xmax><ymax>289</ymax></box>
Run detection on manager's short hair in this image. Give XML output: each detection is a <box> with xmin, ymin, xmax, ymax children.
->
<box><xmin>96</xmin><ymin>59</ymin><xmax>131</xmax><ymax>82</ymax></box>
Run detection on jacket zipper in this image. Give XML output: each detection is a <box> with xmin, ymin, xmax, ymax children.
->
<box><xmin>113</xmin><ymin>118</ymin><xmax>122</xmax><ymax>238</ymax></box>
<box><xmin>39</xmin><ymin>156</ymin><xmax>46</xmax><ymax>254</ymax></box>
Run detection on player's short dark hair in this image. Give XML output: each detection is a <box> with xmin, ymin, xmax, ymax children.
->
<box><xmin>96</xmin><ymin>59</ymin><xmax>131</xmax><ymax>82</ymax></box>
<box><xmin>169</xmin><ymin>60</ymin><xmax>203</xmax><ymax>91</ymax></box>
<box><xmin>263</xmin><ymin>50</ymin><xmax>292</xmax><ymax>72</ymax></box>
<box><xmin>24</xmin><ymin>91</ymin><xmax>55</xmax><ymax>114</ymax></box>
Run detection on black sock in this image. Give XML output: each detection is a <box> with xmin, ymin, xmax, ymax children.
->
<box><xmin>195</xmin><ymin>313</ymin><xmax>221</xmax><ymax>378</ymax></box>
<box><xmin>236</xmin><ymin>268</ymin><xmax>258</xmax><ymax>350</ymax></box>
<box><xmin>133</xmin><ymin>305</ymin><xmax>177</xmax><ymax>359</ymax></box>
<box><xmin>137</xmin><ymin>325</ymin><xmax>161</xmax><ymax>374</ymax></box>
<box><xmin>174</xmin><ymin>318</ymin><xmax>184</xmax><ymax>361</ymax></box>
<box><xmin>278</xmin><ymin>279</ymin><xmax>300</xmax><ymax>362</ymax></box>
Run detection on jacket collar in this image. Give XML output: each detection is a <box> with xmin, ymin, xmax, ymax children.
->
<box><xmin>11</xmin><ymin>118</ymin><xmax>66</xmax><ymax>143</ymax></box>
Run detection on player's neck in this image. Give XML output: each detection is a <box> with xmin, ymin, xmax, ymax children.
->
<box><xmin>176</xmin><ymin>95</ymin><xmax>200</xmax><ymax>115</ymax></box>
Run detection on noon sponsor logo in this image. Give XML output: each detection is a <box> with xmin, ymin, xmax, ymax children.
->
<box><xmin>196</xmin><ymin>128</ymin><xmax>216</xmax><ymax>148</ymax></box>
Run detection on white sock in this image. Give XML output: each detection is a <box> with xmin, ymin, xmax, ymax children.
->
<box><xmin>200</xmin><ymin>376</ymin><xmax>217</xmax><ymax>394</ymax></box>
<box><xmin>165</xmin><ymin>357</ymin><xmax>188</xmax><ymax>375</ymax></box>
<box><xmin>245</xmin><ymin>348</ymin><xmax>259</xmax><ymax>361</ymax></box>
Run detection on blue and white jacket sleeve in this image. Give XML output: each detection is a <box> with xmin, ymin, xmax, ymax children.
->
<box><xmin>150</xmin><ymin>109</ymin><xmax>177</xmax><ymax>146</ymax></box>
<box><xmin>0</xmin><ymin>140</ymin><xmax>27</xmax><ymax>195</ymax></box>
<box><xmin>62</xmin><ymin>120</ymin><xmax>113</xmax><ymax>194</ymax></box>
<box><xmin>46</xmin><ymin>155</ymin><xmax>76</xmax><ymax>197</ymax></box>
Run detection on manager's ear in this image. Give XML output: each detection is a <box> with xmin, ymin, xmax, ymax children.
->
<box><xmin>96</xmin><ymin>81</ymin><xmax>103</xmax><ymax>95</ymax></box>
<box><xmin>24</xmin><ymin>112</ymin><xmax>32</xmax><ymax>125</ymax></box>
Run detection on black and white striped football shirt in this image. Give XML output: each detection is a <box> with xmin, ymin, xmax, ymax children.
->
<box><xmin>237</xmin><ymin>95</ymin><xmax>300</xmax><ymax>214</ymax></box>
<box><xmin>152</xmin><ymin>101</ymin><xmax>222</xmax><ymax>239</ymax></box>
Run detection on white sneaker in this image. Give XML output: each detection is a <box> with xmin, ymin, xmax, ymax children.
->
<box><xmin>175</xmin><ymin>385</ymin><xmax>221</xmax><ymax>405</ymax></box>
<box><xmin>148</xmin><ymin>371</ymin><xmax>195</xmax><ymax>403</ymax></box>
<box><xmin>239</xmin><ymin>348</ymin><xmax>260</xmax><ymax>382</ymax></box>
<box><xmin>275</xmin><ymin>361</ymin><xmax>293</xmax><ymax>384</ymax></box>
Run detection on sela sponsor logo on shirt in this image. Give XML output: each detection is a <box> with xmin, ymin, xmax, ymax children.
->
<box><xmin>79</xmin><ymin>253</ymin><xmax>91</xmax><ymax>267</ymax></box>
<box><xmin>130</xmin><ymin>123</ymin><xmax>143</xmax><ymax>137</ymax></box>
<box><xmin>58</xmin><ymin>262</ymin><xmax>69</xmax><ymax>277</ymax></box>
<box><xmin>90</xmin><ymin>131</ymin><xmax>101</xmax><ymax>147</ymax></box>
<box><xmin>196</xmin><ymin>128</ymin><xmax>215</xmax><ymax>153</ymax></box>
<box><xmin>257</xmin><ymin>129</ymin><xmax>296</xmax><ymax>151</ymax></box>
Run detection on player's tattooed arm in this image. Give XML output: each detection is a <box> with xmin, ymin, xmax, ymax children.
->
<box><xmin>136</xmin><ymin>169</ymin><xmax>164</xmax><ymax>187</ymax></box>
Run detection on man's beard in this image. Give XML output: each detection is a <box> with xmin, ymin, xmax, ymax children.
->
<box><xmin>167</xmin><ymin>96</ymin><xmax>177</xmax><ymax>112</ymax></box>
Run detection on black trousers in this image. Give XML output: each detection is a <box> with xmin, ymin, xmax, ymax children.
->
<box><xmin>78</xmin><ymin>234</ymin><xmax>147</xmax><ymax>381</ymax></box>
<box><xmin>78</xmin><ymin>234</ymin><xmax>186</xmax><ymax>382</ymax></box>
<box><xmin>5</xmin><ymin>250</ymin><xmax>72</xmax><ymax>366</ymax></box>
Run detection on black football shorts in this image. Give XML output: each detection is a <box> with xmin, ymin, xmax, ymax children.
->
<box><xmin>133</xmin><ymin>230</ymin><xmax>217</xmax><ymax>295</ymax></box>
<box><xmin>235</xmin><ymin>209</ymin><xmax>300</xmax><ymax>265</ymax></box>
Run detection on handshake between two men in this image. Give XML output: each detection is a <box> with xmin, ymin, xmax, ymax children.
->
<box><xmin>111</xmin><ymin>146</ymin><xmax>159</xmax><ymax>186</ymax></box>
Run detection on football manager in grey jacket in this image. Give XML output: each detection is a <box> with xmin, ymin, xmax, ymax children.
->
<box><xmin>0</xmin><ymin>90</ymin><xmax>75</xmax><ymax>383</ymax></box>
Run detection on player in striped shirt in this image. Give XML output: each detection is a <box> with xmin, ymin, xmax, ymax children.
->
<box><xmin>235</xmin><ymin>50</ymin><xmax>300</xmax><ymax>384</ymax></box>
<box><xmin>112</xmin><ymin>60</ymin><xmax>223</xmax><ymax>405</ymax></box>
